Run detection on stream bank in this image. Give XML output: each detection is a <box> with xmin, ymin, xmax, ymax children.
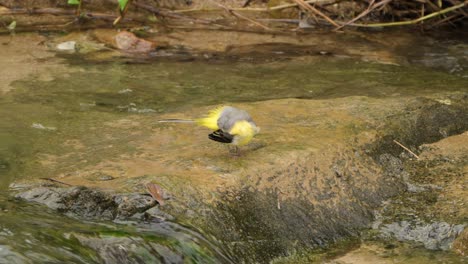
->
<box><xmin>1</xmin><ymin>0</ymin><xmax>466</xmax><ymax>33</ymax></box>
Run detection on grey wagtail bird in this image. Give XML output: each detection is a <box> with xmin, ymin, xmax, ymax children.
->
<box><xmin>158</xmin><ymin>106</ymin><xmax>260</xmax><ymax>154</ymax></box>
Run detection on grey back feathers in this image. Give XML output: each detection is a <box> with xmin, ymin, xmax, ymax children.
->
<box><xmin>217</xmin><ymin>106</ymin><xmax>256</xmax><ymax>132</ymax></box>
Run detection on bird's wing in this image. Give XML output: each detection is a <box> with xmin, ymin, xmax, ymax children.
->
<box><xmin>208</xmin><ymin>129</ymin><xmax>234</xmax><ymax>143</ymax></box>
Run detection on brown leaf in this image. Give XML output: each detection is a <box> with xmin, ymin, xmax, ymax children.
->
<box><xmin>146</xmin><ymin>183</ymin><xmax>165</xmax><ymax>206</ymax></box>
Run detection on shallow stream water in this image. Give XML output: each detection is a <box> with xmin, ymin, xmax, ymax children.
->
<box><xmin>0</xmin><ymin>31</ymin><xmax>467</xmax><ymax>263</ymax></box>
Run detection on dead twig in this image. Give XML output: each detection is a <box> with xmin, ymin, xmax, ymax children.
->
<box><xmin>39</xmin><ymin>177</ymin><xmax>73</xmax><ymax>186</ymax></box>
<box><xmin>210</xmin><ymin>0</ymin><xmax>273</xmax><ymax>31</ymax></box>
<box><xmin>393</xmin><ymin>140</ymin><xmax>420</xmax><ymax>160</ymax></box>
<box><xmin>0</xmin><ymin>8</ymin><xmax>69</xmax><ymax>16</ymax></box>
<box><xmin>334</xmin><ymin>0</ymin><xmax>392</xmax><ymax>30</ymax></box>
<box><xmin>293</xmin><ymin>0</ymin><xmax>339</xmax><ymax>27</ymax></box>
<box><xmin>132</xmin><ymin>2</ymin><xmax>229</xmax><ymax>29</ymax></box>
<box><xmin>172</xmin><ymin>0</ymin><xmax>337</xmax><ymax>13</ymax></box>
<box><xmin>428</xmin><ymin>13</ymin><xmax>463</xmax><ymax>28</ymax></box>
<box><xmin>344</xmin><ymin>1</ymin><xmax>467</xmax><ymax>27</ymax></box>
<box><xmin>0</xmin><ymin>7</ymin><xmax>115</xmax><ymax>20</ymax></box>
<box><xmin>446</xmin><ymin>0</ymin><xmax>468</xmax><ymax>16</ymax></box>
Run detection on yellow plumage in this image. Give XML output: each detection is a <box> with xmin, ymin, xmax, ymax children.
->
<box><xmin>158</xmin><ymin>105</ymin><xmax>258</xmax><ymax>152</ymax></box>
<box><xmin>195</xmin><ymin>106</ymin><xmax>259</xmax><ymax>147</ymax></box>
<box><xmin>167</xmin><ymin>105</ymin><xmax>260</xmax><ymax>151</ymax></box>
<box><xmin>229</xmin><ymin>120</ymin><xmax>256</xmax><ymax>146</ymax></box>
<box><xmin>195</xmin><ymin>106</ymin><xmax>224</xmax><ymax>130</ymax></box>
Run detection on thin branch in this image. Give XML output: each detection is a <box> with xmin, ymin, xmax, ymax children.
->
<box><xmin>428</xmin><ymin>13</ymin><xmax>461</xmax><ymax>28</ymax></box>
<box><xmin>293</xmin><ymin>0</ymin><xmax>339</xmax><ymax>27</ymax></box>
<box><xmin>40</xmin><ymin>177</ymin><xmax>73</xmax><ymax>186</ymax></box>
<box><xmin>446</xmin><ymin>0</ymin><xmax>468</xmax><ymax>16</ymax></box>
<box><xmin>132</xmin><ymin>2</ymin><xmax>229</xmax><ymax>28</ymax></box>
<box><xmin>210</xmin><ymin>0</ymin><xmax>273</xmax><ymax>31</ymax></box>
<box><xmin>171</xmin><ymin>0</ymin><xmax>337</xmax><ymax>13</ymax></box>
<box><xmin>345</xmin><ymin>1</ymin><xmax>466</xmax><ymax>27</ymax></box>
<box><xmin>393</xmin><ymin>140</ymin><xmax>420</xmax><ymax>160</ymax></box>
<box><xmin>0</xmin><ymin>7</ymin><xmax>122</xmax><ymax>21</ymax></box>
<box><xmin>334</xmin><ymin>0</ymin><xmax>392</xmax><ymax>30</ymax></box>
<box><xmin>272</xmin><ymin>0</ymin><xmax>338</xmax><ymax>11</ymax></box>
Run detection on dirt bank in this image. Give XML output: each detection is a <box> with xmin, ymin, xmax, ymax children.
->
<box><xmin>1</xmin><ymin>0</ymin><xmax>466</xmax><ymax>33</ymax></box>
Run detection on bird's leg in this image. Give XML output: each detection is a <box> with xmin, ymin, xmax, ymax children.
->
<box><xmin>228</xmin><ymin>145</ymin><xmax>241</xmax><ymax>156</ymax></box>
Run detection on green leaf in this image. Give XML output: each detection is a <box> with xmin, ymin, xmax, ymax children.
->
<box><xmin>7</xmin><ymin>21</ymin><xmax>16</xmax><ymax>31</ymax></box>
<box><xmin>118</xmin><ymin>0</ymin><xmax>129</xmax><ymax>11</ymax></box>
<box><xmin>67</xmin><ymin>0</ymin><xmax>80</xmax><ymax>5</ymax></box>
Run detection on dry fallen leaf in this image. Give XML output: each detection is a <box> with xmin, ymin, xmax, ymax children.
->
<box><xmin>146</xmin><ymin>183</ymin><xmax>164</xmax><ymax>206</ymax></box>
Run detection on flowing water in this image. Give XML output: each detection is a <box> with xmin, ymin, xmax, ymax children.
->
<box><xmin>0</xmin><ymin>32</ymin><xmax>467</xmax><ymax>263</ymax></box>
<box><xmin>0</xmin><ymin>193</ymin><xmax>230</xmax><ymax>263</ymax></box>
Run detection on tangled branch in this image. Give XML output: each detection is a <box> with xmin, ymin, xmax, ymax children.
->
<box><xmin>0</xmin><ymin>0</ymin><xmax>466</xmax><ymax>32</ymax></box>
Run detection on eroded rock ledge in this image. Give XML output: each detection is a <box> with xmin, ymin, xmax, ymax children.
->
<box><xmin>15</xmin><ymin>186</ymin><xmax>169</xmax><ymax>221</ymax></box>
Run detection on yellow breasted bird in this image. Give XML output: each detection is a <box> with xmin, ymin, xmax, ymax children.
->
<box><xmin>159</xmin><ymin>106</ymin><xmax>260</xmax><ymax>152</ymax></box>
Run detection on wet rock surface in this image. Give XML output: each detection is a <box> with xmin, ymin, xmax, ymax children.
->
<box><xmin>370</xmin><ymin>128</ymin><xmax>468</xmax><ymax>255</ymax></box>
<box><xmin>328</xmin><ymin>240</ymin><xmax>466</xmax><ymax>264</ymax></box>
<box><xmin>1</xmin><ymin>191</ymin><xmax>228</xmax><ymax>264</ymax></box>
<box><xmin>15</xmin><ymin>186</ymin><xmax>159</xmax><ymax>221</ymax></box>
<box><xmin>11</xmin><ymin>94</ymin><xmax>467</xmax><ymax>263</ymax></box>
<box><xmin>10</xmin><ymin>93</ymin><xmax>468</xmax><ymax>263</ymax></box>
<box><xmin>2</xmin><ymin>29</ymin><xmax>467</xmax><ymax>262</ymax></box>
<box><xmin>73</xmin><ymin>234</ymin><xmax>185</xmax><ymax>264</ymax></box>
<box><xmin>205</xmin><ymin>96</ymin><xmax>468</xmax><ymax>262</ymax></box>
<box><xmin>379</xmin><ymin>221</ymin><xmax>465</xmax><ymax>250</ymax></box>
